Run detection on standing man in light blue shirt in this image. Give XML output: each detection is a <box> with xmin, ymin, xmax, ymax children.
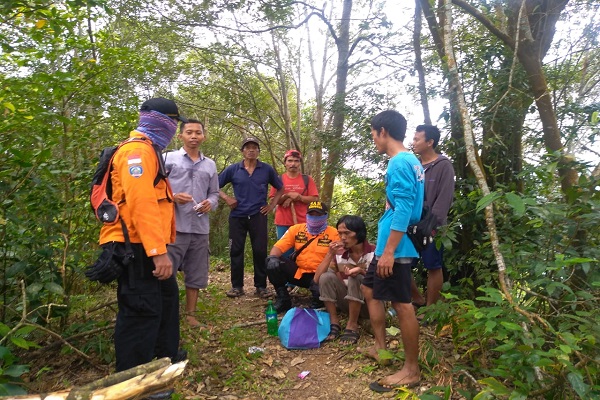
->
<box><xmin>363</xmin><ymin>110</ymin><xmax>424</xmax><ymax>393</ymax></box>
<box><xmin>165</xmin><ymin>119</ymin><xmax>219</xmax><ymax>328</ymax></box>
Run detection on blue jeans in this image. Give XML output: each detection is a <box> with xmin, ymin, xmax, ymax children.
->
<box><xmin>276</xmin><ymin>225</ymin><xmax>294</xmax><ymax>258</ymax></box>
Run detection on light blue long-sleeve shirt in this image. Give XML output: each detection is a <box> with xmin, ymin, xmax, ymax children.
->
<box><xmin>375</xmin><ymin>151</ymin><xmax>425</xmax><ymax>259</ymax></box>
<box><xmin>164</xmin><ymin>148</ymin><xmax>219</xmax><ymax>234</ymax></box>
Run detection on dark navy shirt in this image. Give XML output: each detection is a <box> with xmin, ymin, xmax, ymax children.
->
<box><xmin>219</xmin><ymin>160</ymin><xmax>283</xmax><ymax>217</ymax></box>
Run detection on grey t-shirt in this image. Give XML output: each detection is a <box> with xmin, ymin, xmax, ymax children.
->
<box><xmin>423</xmin><ymin>155</ymin><xmax>455</xmax><ymax>226</ymax></box>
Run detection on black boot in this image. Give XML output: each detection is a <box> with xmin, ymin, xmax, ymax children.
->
<box><xmin>273</xmin><ymin>287</ymin><xmax>292</xmax><ymax>313</ymax></box>
<box><xmin>309</xmin><ymin>296</ymin><xmax>324</xmax><ymax>309</ymax></box>
<box><xmin>309</xmin><ymin>280</ymin><xmax>324</xmax><ymax>309</ymax></box>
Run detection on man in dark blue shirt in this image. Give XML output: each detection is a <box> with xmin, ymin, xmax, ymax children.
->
<box><xmin>219</xmin><ymin>137</ymin><xmax>284</xmax><ymax>298</ymax></box>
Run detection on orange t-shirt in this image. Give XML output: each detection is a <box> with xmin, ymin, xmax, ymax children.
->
<box><xmin>274</xmin><ymin>224</ymin><xmax>339</xmax><ymax>279</ymax></box>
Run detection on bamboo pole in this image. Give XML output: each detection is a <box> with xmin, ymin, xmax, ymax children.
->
<box><xmin>12</xmin><ymin>358</ymin><xmax>187</xmax><ymax>400</ymax></box>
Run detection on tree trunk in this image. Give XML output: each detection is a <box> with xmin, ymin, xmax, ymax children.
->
<box><xmin>14</xmin><ymin>358</ymin><xmax>187</xmax><ymax>400</ymax></box>
<box><xmin>320</xmin><ymin>0</ymin><xmax>352</xmax><ymax>204</ymax></box>
<box><xmin>414</xmin><ymin>0</ymin><xmax>431</xmax><ymax>125</ymax></box>
<box><xmin>517</xmin><ymin>50</ymin><xmax>578</xmax><ymax>191</ymax></box>
<box><xmin>440</xmin><ymin>0</ymin><xmax>512</xmax><ymax>300</ymax></box>
<box><xmin>454</xmin><ymin>0</ymin><xmax>578</xmax><ymax>193</ymax></box>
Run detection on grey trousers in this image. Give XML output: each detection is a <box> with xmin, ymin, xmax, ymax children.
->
<box><xmin>318</xmin><ymin>270</ymin><xmax>369</xmax><ymax>318</ymax></box>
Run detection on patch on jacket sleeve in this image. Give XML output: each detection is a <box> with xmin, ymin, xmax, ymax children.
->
<box><xmin>129</xmin><ymin>165</ymin><xmax>143</xmax><ymax>178</ymax></box>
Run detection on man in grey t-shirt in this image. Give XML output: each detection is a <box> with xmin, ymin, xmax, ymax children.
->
<box><xmin>410</xmin><ymin>124</ymin><xmax>455</xmax><ymax>306</ymax></box>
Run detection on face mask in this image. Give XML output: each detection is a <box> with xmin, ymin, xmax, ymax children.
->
<box><xmin>306</xmin><ymin>214</ymin><xmax>328</xmax><ymax>235</ymax></box>
<box><xmin>136</xmin><ymin>110</ymin><xmax>178</xmax><ymax>150</ymax></box>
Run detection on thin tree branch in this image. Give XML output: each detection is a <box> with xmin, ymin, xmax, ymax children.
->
<box><xmin>452</xmin><ymin>0</ymin><xmax>516</xmax><ymax>49</ymax></box>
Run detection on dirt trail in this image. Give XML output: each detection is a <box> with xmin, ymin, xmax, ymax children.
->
<box><xmin>20</xmin><ymin>265</ymin><xmax>464</xmax><ymax>399</ymax></box>
<box><xmin>175</xmin><ymin>265</ymin><xmax>461</xmax><ymax>399</ymax></box>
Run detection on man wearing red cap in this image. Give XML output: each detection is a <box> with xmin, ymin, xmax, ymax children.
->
<box><xmin>269</xmin><ymin>149</ymin><xmax>319</xmax><ymax>240</ymax></box>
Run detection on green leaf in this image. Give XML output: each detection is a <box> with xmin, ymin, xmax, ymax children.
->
<box><xmin>0</xmin><ymin>346</ymin><xmax>12</xmax><ymax>361</ymax></box>
<box><xmin>9</xmin><ymin>337</ymin><xmax>29</xmax><ymax>350</ymax></box>
<box><xmin>556</xmin><ymin>257</ymin><xmax>595</xmax><ymax>266</ymax></box>
<box><xmin>3</xmin><ymin>102</ymin><xmax>15</xmax><ymax>112</ymax></box>
<box><xmin>476</xmin><ymin>192</ymin><xmax>501</xmax><ymax>213</ymax></box>
<box><xmin>0</xmin><ymin>383</ymin><xmax>28</xmax><ymax>396</ymax></box>
<box><xmin>16</xmin><ymin>326</ymin><xmax>36</xmax><ymax>336</ymax></box>
<box><xmin>493</xmin><ymin>342</ymin><xmax>515</xmax><ymax>352</ymax></box>
<box><xmin>377</xmin><ymin>349</ymin><xmax>394</xmax><ymax>360</ymax></box>
<box><xmin>534</xmin><ymin>358</ymin><xmax>555</xmax><ymax>367</ymax></box>
<box><xmin>508</xmin><ymin>391</ymin><xmax>528</xmax><ymax>400</ymax></box>
<box><xmin>473</xmin><ymin>390</ymin><xmax>494</xmax><ymax>399</ymax></box>
<box><xmin>559</xmin><ymin>344</ymin><xmax>572</xmax><ymax>354</ymax></box>
<box><xmin>484</xmin><ymin>320</ymin><xmax>497</xmax><ymax>333</ymax></box>
<box><xmin>504</xmin><ymin>192</ymin><xmax>525</xmax><ymax>216</ymax></box>
<box><xmin>500</xmin><ymin>322</ymin><xmax>522</xmax><ymax>331</ymax></box>
<box><xmin>386</xmin><ymin>326</ymin><xmax>400</xmax><ymax>336</ymax></box>
<box><xmin>567</xmin><ymin>372</ymin><xmax>590</xmax><ymax>397</ymax></box>
<box><xmin>478</xmin><ymin>377</ymin><xmax>510</xmax><ymax>394</ymax></box>
<box><xmin>3</xmin><ymin>364</ymin><xmax>29</xmax><ymax>378</ymax></box>
<box><xmin>26</xmin><ymin>282</ymin><xmax>43</xmax><ymax>296</ymax></box>
<box><xmin>44</xmin><ymin>282</ymin><xmax>64</xmax><ymax>295</ymax></box>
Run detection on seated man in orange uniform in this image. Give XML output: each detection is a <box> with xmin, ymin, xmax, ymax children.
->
<box><xmin>265</xmin><ymin>201</ymin><xmax>340</xmax><ymax>313</ymax></box>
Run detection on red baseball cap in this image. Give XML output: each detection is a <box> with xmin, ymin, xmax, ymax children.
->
<box><xmin>284</xmin><ymin>149</ymin><xmax>302</xmax><ymax>160</ymax></box>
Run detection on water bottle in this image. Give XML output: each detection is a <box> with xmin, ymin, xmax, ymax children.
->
<box><xmin>265</xmin><ymin>300</ymin><xmax>278</xmax><ymax>336</ymax></box>
<box><xmin>386</xmin><ymin>302</ymin><xmax>397</xmax><ymax>317</ymax></box>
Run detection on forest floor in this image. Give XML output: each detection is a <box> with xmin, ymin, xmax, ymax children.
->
<box><xmin>20</xmin><ymin>262</ymin><xmax>477</xmax><ymax>399</ymax></box>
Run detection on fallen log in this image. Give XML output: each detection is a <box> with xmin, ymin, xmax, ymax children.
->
<box><xmin>11</xmin><ymin>358</ymin><xmax>187</xmax><ymax>400</ymax></box>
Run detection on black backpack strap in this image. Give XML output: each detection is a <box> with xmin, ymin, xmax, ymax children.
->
<box><xmin>152</xmin><ymin>144</ymin><xmax>168</xmax><ymax>188</ymax></box>
<box><xmin>290</xmin><ymin>236</ymin><xmax>317</xmax><ymax>261</ymax></box>
<box><xmin>302</xmin><ymin>174</ymin><xmax>309</xmax><ymax>195</ymax></box>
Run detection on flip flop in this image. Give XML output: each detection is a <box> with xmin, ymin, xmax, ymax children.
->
<box><xmin>339</xmin><ymin>328</ymin><xmax>360</xmax><ymax>345</ymax></box>
<box><xmin>323</xmin><ymin>323</ymin><xmax>341</xmax><ymax>342</ymax></box>
<box><xmin>369</xmin><ymin>379</ymin><xmax>420</xmax><ymax>393</ymax></box>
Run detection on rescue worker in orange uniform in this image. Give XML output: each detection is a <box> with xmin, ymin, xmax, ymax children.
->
<box><xmin>265</xmin><ymin>201</ymin><xmax>340</xmax><ymax>313</ymax></box>
<box><xmin>99</xmin><ymin>98</ymin><xmax>186</xmax><ymax>375</ymax></box>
